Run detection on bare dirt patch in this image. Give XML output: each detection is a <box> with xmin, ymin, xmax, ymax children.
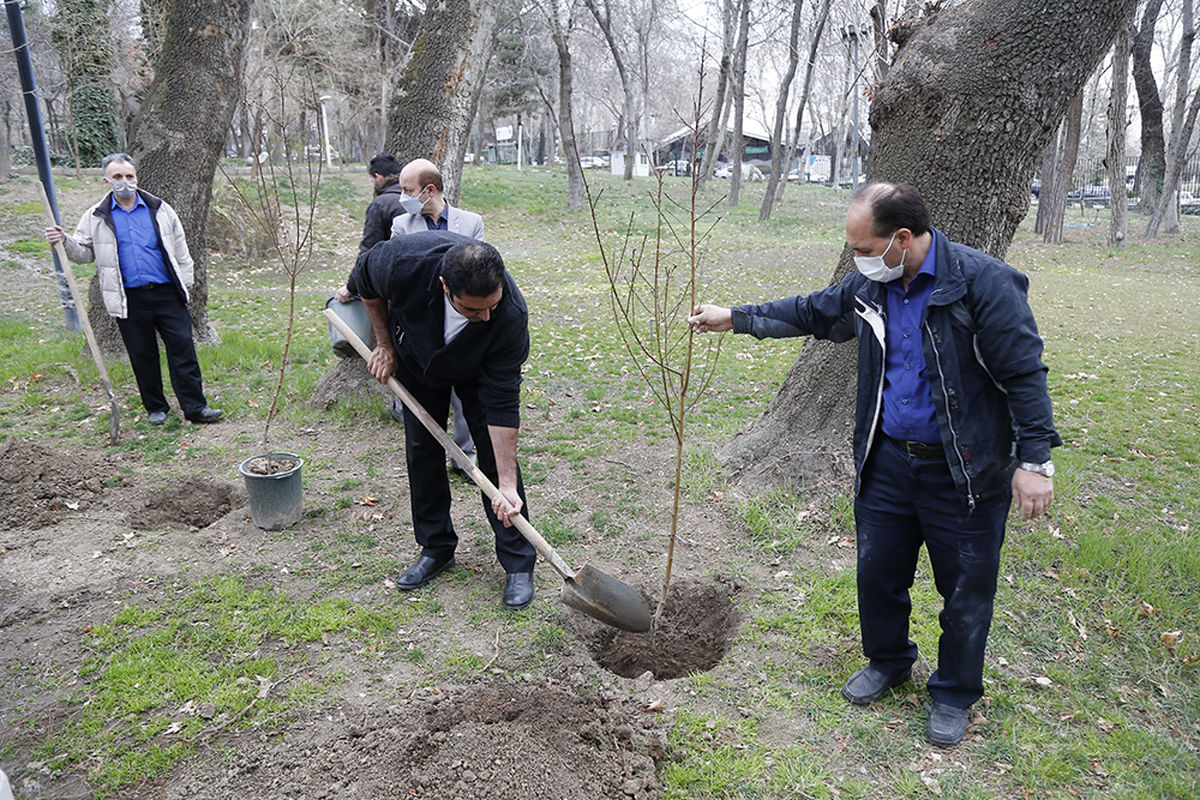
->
<box><xmin>144</xmin><ymin>680</ymin><xmax>665</xmax><ymax>800</ymax></box>
<box><xmin>0</xmin><ymin>438</ymin><xmax>105</xmax><ymax>530</ymax></box>
<box><xmin>130</xmin><ymin>478</ymin><xmax>237</xmax><ymax>531</ymax></box>
<box><xmin>575</xmin><ymin>577</ymin><xmax>739</xmax><ymax>679</ymax></box>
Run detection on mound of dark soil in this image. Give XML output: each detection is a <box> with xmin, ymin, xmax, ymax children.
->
<box><xmin>131</xmin><ymin>478</ymin><xmax>237</xmax><ymax>530</ymax></box>
<box><xmin>153</xmin><ymin>680</ymin><xmax>664</xmax><ymax>800</ymax></box>
<box><xmin>576</xmin><ymin>578</ymin><xmax>738</xmax><ymax>679</ymax></box>
<box><xmin>0</xmin><ymin>438</ymin><xmax>104</xmax><ymax>530</ymax></box>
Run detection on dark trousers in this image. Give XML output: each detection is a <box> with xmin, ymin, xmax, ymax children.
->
<box><xmin>854</xmin><ymin>436</ymin><xmax>1011</xmax><ymax>708</ymax></box>
<box><xmin>393</xmin><ymin>360</ymin><xmax>535</xmax><ymax>574</ymax></box>
<box><xmin>115</xmin><ymin>284</ymin><xmax>208</xmax><ymax>416</ymax></box>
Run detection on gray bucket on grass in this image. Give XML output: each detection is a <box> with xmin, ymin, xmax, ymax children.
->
<box><xmin>326</xmin><ymin>295</ymin><xmax>375</xmax><ymax>357</ymax></box>
<box><xmin>239</xmin><ymin>452</ymin><xmax>303</xmax><ymax>530</ymax></box>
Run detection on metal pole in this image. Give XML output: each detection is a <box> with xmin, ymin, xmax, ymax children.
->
<box><xmin>5</xmin><ymin>0</ymin><xmax>80</xmax><ymax>330</ymax></box>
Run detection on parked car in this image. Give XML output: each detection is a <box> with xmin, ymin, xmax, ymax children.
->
<box><xmin>1066</xmin><ymin>185</ymin><xmax>1110</xmax><ymax>201</ymax></box>
<box><xmin>1180</xmin><ymin>190</ymin><xmax>1200</xmax><ymax>214</ymax></box>
<box><xmin>579</xmin><ymin>155</ymin><xmax>605</xmax><ymax>168</ymax></box>
<box><xmin>713</xmin><ymin>164</ymin><xmax>732</xmax><ymax>179</ymax></box>
<box><xmin>657</xmin><ymin>159</ymin><xmax>692</xmax><ymax>176</ymax></box>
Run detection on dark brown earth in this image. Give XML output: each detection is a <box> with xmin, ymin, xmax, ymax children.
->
<box><xmin>0</xmin><ymin>438</ymin><xmax>105</xmax><ymax>530</ymax></box>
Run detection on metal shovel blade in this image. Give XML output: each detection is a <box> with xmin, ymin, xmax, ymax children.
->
<box><xmin>561</xmin><ymin>564</ymin><xmax>652</xmax><ymax>633</ymax></box>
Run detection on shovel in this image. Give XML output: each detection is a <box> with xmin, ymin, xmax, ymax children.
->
<box><xmin>324</xmin><ymin>307</ymin><xmax>651</xmax><ymax>633</ymax></box>
<box><xmin>38</xmin><ymin>184</ymin><xmax>121</xmax><ymax>445</ymax></box>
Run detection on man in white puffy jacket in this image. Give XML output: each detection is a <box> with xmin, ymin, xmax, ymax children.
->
<box><xmin>44</xmin><ymin>153</ymin><xmax>222</xmax><ymax>425</ymax></box>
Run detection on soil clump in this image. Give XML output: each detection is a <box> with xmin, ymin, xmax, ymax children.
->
<box><xmin>149</xmin><ymin>679</ymin><xmax>665</xmax><ymax>800</ymax></box>
<box><xmin>0</xmin><ymin>438</ymin><xmax>104</xmax><ymax>530</ymax></box>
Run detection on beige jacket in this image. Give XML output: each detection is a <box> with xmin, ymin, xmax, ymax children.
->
<box><xmin>61</xmin><ymin>190</ymin><xmax>194</xmax><ymax>319</ymax></box>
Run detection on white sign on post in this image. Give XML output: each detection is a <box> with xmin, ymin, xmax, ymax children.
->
<box><xmin>496</xmin><ymin>125</ymin><xmax>514</xmax><ymax>142</ymax></box>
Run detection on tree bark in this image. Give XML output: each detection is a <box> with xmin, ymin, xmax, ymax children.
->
<box><xmin>547</xmin><ymin>0</ymin><xmax>584</xmax><ymax>209</ymax></box>
<box><xmin>1042</xmin><ymin>90</ymin><xmax>1084</xmax><ymax>245</ymax></box>
<box><xmin>1108</xmin><ymin>23</ymin><xmax>1132</xmax><ymax>247</ymax></box>
<box><xmin>1131</xmin><ymin>0</ymin><xmax>1167</xmax><ymax>214</ymax></box>
<box><xmin>385</xmin><ymin>0</ymin><xmax>499</xmax><ymax>205</ymax></box>
<box><xmin>81</xmin><ymin>0</ymin><xmax>253</xmax><ymax>352</ymax></box>
<box><xmin>720</xmin><ymin>0</ymin><xmax>1138</xmax><ymax>497</ymax></box>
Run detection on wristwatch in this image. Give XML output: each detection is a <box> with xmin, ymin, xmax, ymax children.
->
<box><xmin>1018</xmin><ymin>460</ymin><xmax>1056</xmax><ymax>478</ymax></box>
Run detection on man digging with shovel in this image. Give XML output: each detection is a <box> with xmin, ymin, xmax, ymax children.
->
<box><xmin>350</xmin><ymin>230</ymin><xmax>536</xmax><ymax>610</ymax></box>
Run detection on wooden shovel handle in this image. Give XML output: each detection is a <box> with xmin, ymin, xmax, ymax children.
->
<box><xmin>323</xmin><ymin>307</ymin><xmax>576</xmax><ymax>580</ymax></box>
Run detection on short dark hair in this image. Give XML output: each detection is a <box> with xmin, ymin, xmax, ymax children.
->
<box><xmin>441</xmin><ymin>242</ymin><xmax>505</xmax><ymax>298</ymax></box>
<box><xmin>368</xmin><ymin>153</ymin><xmax>402</xmax><ymax>176</ymax></box>
<box><xmin>855</xmin><ymin>181</ymin><xmax>932</xmax><ymax>237</ymax></box>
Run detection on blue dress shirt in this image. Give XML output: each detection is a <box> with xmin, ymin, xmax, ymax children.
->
<box><xmin>111</xmin><ymin>194</ymin><xmax>171</xmax><ymax>288</ymax></box>
<box><xmin>422</xmin><ymin>203</ymin><xmax>450</xmax><ymax>231</ymax></box>
<box><xmin>880</xmin><ymin>231</ymin><xmax>940</xmax><ymax>444</ymax></box>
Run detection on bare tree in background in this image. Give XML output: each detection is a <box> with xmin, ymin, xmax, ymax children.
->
<box><xmin>761</xmin><ymin>0</ymin><xmax>833</xmax><ymax>220</ymax></box>
<box><xmin>1108</xmin><ymin>21</ymin><xmax>1133</xmax><ymax>247</ymax></box>
<box><xmin>584</xmin><ymin>0</ymin><xmax>638</xmax><ymax>179</ymax></box>
<box><xmin>697</xmin><ymin>0</ymin><xmax>737</xmax><ymax>191</ymax></box>
<box><xmin>1146</xmin><ymin>0</ymin><xmax>1200</xmax><ymax>236</ymax></box>
<box><xmin>719</xmin><ymin>0</ymin><xmax>1138</xmax><ymax>496</ymax></box>
<box><xmin>1132</xmin><ymin>0</ymin><xmax>1167</xmax><ymax>215</ymax></box>
<box><xmin>727</xmin><ymin>0</ymin><xmax>750</xmax><ymax>206</ymax></box>
<box><xmin>1039</xmin><ymin>90</ymin><xmax>1084</xmax><ymax>245</ymax></box>
<box><xmin>544</xmin><ymin>0</ymin><xmax>585</xmax><ymax>209</ymax></box>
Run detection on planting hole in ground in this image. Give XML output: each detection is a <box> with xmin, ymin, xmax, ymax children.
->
<box><xmin>574</xmin><ymin>578</ymin><xmax>737</xmax><ymax>679</ymax></box>
<box><xmin>132</xmin><ymin>478</ymin><xmax>235</xmax><ymax>530</ymax></box>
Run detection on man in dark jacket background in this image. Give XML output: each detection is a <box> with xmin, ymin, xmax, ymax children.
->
<box><xmin>688</xmin><ymin>181</ymin><xmax>1060</xmax><ymax>747</ymax></box>
<box><xmin>359</xmin><ymin>153</ymin><xmax>405</xmax><ymax>253</ymax></box>
<box><xmin>351</xmin><ymin>231</ymin><xmax>536</xmax><ymax>610</ymax></box>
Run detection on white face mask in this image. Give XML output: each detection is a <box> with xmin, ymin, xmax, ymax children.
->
<box><xmin>109</xmin><ymin>179</ymin><xmax>137</xmax><ymax>200</ymax></box>
<box><xmin>399</xmin><ymin>189</ymin><xmax>425</xmax><ymax>216</ymax></box>
<box><xmin>854</xmin><ymin>230</ymin><xmax>905</xmax><ymax>282</ymax></box>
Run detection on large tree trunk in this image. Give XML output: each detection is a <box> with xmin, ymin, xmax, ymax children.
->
<box><xmin>1042</xmin><ymin>91</ymin><xmax>1084</xmax><ymax>245</ymax></box>
<box><xmin>1108</xmin><ymin>23</ymin><xmax>1132</xmax><ymax>247</ymax></box>
<box><xmin>385</xmin><ymin>0</ymin><xmax>499</xmax><ymax>205</ymax></box>
<box><xmin>720</xmin><ymin>0</ymin><xmax>1138</xmax><ymax>497</ymax></box>
<box><xmin>1146</xmin><ymin>0</ymin><xmax>1196</xmax><ymax>236</ymax></box>
<box><xmin>1131</xmin><ymin>0</ymin><xmax>1167</xmax><ymax>214</ymax></box>
<box><xmin>84</xmin><ymin>0</ymin><xmax>253</xmax><ymax>352</ymax></box>
<box><xmin>548</xmin><ymin>3</ymin><xmax>584</xmax><ymax>210</ymax></box>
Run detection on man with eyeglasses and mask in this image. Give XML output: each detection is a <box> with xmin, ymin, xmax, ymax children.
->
<box><xmin>688</xmin><ymin>181</ymin><xmax>1059</xmax><ymax>747</ymax></box>
<box><xmin>43</xmin><ymin>152</ymin><xmax>222</xmax><ymax>426</ymax></box>
<box><xmin>351</xmin><ymin>231</ymin><xmax>536</xmax><ymax>611</ymax></box>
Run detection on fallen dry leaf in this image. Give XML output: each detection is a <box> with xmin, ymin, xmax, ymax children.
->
<box><xmin>642</xmin><ymin>699</ymin><xmax>664</xmax><ymax>713</ymax></box>
<box><xmin>1137</xmin><ymin>601</ymin><xmax>1156</xmax><ymax>617</ymax></box>
<box><xmin>1160</xmin><ymin>630</ymin><xmax>1183</xmax><ymax>649</ymax></box>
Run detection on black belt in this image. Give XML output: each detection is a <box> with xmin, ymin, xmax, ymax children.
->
<box><xmin>886</xmin><ymin>435</ymin><xmax>943</xmax><ymax>459</ymax></box>
<box><xmin>127</xmin><ymin>282</ymin><xmax>171</xmax><ymax>291</ymax></box>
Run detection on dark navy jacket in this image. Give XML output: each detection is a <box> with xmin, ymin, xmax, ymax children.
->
<box><xmin>350</xmin><ymin>231</ymin><xmax>529</xmax><ymax>429</ymax></box>
<box><xmin>732</xmin><ymin>228</ymin><xmax>1061</xmax><ymax>508</ymax></box>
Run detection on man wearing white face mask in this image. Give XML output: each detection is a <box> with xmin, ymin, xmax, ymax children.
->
<box><xmin>688</xmin><ymin>181</ymin><xmax>1059</xmax><ymax>747</ymax></box>
<box><xmin>44</xmin><ymin>153</ymin><xmax>221</xmax><ymax>426</ymax></box>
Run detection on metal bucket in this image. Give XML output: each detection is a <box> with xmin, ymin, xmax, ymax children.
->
<box><xmin>325</xmin><ymin>295</ymin><xmax>375</xmax><ymax>357</ymax></box>
<box><xmin>239</xmin><ymin>452</ymin><xmax>303</xmax><ymax>530</ymax></box>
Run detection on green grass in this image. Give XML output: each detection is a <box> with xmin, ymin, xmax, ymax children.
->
<box><xmin>1</xmin><ymin>166</ymin><xmax>1198</xmax><ymax>798</ymax></box>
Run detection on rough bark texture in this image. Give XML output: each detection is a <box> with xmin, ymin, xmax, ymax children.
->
<box><xmin>1108</xmin><ymin>24</ymin><xmax>1132</xmax><ymax>247</ymax></box>
<box><xmin>1041</xmin><ymin>91</ymin><xmax>1084</xmax><ymax>245</ymax></box>
<box><xmin>720</xmin><ymin>0</ymin><xmax>1138</xmax><ymax>498</ymax></box>
<box><xmin>385</xmin><ymin>0</ymin><xmax>499</xmax><ymax>205</ymax></box>
<box><xmin>1132</xmin><ymin>0</ymin><xmax>1166</xmax><ymax>214</ymax></box>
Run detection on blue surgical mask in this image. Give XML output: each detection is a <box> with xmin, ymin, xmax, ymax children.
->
<box><xmin>854</xmin><ymin>231</ymin><xmax>905</xmax><ymax>282</ymax></box>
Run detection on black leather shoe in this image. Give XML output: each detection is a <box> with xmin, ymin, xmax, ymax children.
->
<box><xmin>840</xmin><ymin>665</ymin><xmax>912</xmax><ymax>706</ymax></box>
<box><xmin>926</xmin><ymin>702</ymin><xmax>971</xmax><ymax>747</ymax></box>
<box><xmin>395</xmin><ymin>554</ymin><xmax>455</xmax><ymax>591</ymax></box>
<box><xmin>502</xmin><ymin>572</ymin><xmax>534</xmax><ymax>609</ymax></box>
<box><xmin>148</xmin><ymin>411</ymin><xmax>167</xmax><ymax>425</ymax></box>
<box><xmin>187</xmin><ymin>407</ymin><xmax>223</xmax><ymax>424</ymax></box>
